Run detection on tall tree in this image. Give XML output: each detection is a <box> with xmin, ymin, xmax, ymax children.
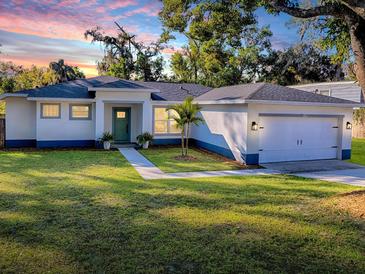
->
<box><xmin>264</xmin><ymin>0</ymin><xmax>365</xmax><ymax>93</ymax></box>
<box><xmin>160</xmin><ymin>0</ymin><xmax>272</xmax><ymax>87</ymax></box>
<box><xmin>49</xmin><ymin>59</ymin><xmax>85</xmax><ymax>82</ymax></box>
<box><xmin>85</xmin><ymin>22</ymin><xmax>165</xmax><ymax>81</ymax></box>
<box><xmin>262</xmin><ymin>43</ymin><xmax>344</xmax><ymax>85</ymax></box>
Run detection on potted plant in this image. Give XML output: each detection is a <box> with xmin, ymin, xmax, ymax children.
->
<box><xmin>100</xmin><ymin>131</ymin><xmax>113</xmax><ymax>150</ymax></box>
<box><xmin>137</xmin><ymin>132</ymin><xmax>153</xmax><ymax>149</ymax></box>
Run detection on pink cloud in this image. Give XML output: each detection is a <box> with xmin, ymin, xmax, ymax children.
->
<box><xmin>0</xmin><ymin>0</ymin><xmax>139</xmax><ymax>42</ymax></box>
<box><xmin>123</xmin><ymin>2</ymin><xmax>161</xmax><ymax>17</ymax></box>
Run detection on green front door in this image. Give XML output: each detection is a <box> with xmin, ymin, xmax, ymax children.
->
<box><xmin>113</xmin><ymin>108</ymin><xmax>131</xmax><ymax>143</ymax></box>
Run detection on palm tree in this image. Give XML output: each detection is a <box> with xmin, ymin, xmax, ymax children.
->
<box><xmin>168</xmin><ymin>96</ymin><xmax>204</xmax><ymax>156</ymax></box>
<box><xmin>167</xmin><ymin>103</ymin><xmax>187</xmax><ymax>156</ymax></box>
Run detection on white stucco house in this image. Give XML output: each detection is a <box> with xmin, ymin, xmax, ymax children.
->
<box><xmin>0</xmin><ymin>76</ymin><xmax>359</xmax><ymax>165</ymax></box>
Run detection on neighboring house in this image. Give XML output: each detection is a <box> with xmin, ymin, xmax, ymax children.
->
<box><xmin>0</xmin><ymin>76</ymin><xmax>359</xmax><ymax>164</ymax></box>
<box><xmin>289</xmin><ymin>81</ymin><xmax>364</xmax><ymax>103</ymax></box>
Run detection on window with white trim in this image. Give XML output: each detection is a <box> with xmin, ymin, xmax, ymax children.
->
<box><xmin>41</xmin><ymin>103</ymin><xmax>60</xmax><ymax>119</ymax></box>
<box><xmin>154</xmin><ymin>107</ymin><xmax>181</xmax><ymax>134</ymax></box>
<box><xmin>70</xmin><ymin>104</ymin><xmax>91</xmax><ymax>120</ymax></box>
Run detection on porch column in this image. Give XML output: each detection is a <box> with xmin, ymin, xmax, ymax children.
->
<box><xmin>142</xmin><ymin>101</ymin><xmax>152</xmax><ymax>133</ymax></box>
<box><xmin>95</xmin><ymin>100</ymin><xmax>105</xmax><ymax>140</ymax></box>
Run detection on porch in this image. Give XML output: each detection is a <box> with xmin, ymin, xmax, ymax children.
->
<box><xmin>95</xmin><ymin>100</ymin><xmax>152</xmax><ymax>144</ymax></box>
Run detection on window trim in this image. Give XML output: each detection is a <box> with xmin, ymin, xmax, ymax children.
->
<box><xmin>69</xmin><ymin>104</ymin><xmax>92</xmax><ymax>120</ymax></box>
<box><xmin>40</xmin><ymin>103</ymin><xmax>61</xmax><ymax>119</ymax></box>
<box><xmin>153</xmin><ymin>106</ymin><xmax>181</xmax><ymax>135</ymax></box>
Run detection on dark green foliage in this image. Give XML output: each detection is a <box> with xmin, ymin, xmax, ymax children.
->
<box><xmin>85</xmin><ymin>23</ymin><xmax>165</xmax><ymax>81</ymax></box>
<box><xmin>263</xmin><ymin>43</ymin><xmax>344</xmax><ymax>85</ymax></box>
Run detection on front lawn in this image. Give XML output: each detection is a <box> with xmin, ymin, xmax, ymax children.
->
<box><xmin>350</xmin><ymin>138</ymin><xmax>365</xmax><ymax>165</ymax></box>
<box><xmin>0</xmin><ymin>150</ymin><xmax>364</xmax><ymax>273</ymax></box>
<box><xmin>139</xmin><ymin>146</ymin><xmax>244</xmax><ymax>173</ymax></box>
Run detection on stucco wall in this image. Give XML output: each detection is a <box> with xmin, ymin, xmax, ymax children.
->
<box><xmin>36</xmin><ymin>101</ymin><xmax>95</xmax><ymax>141</ymax></box>
<box><xmin>191</xmin><ymin>104</ymin><xmax>248</xmax><ymax>161</ymax></box>
<box><xmin>5</xmin><ymin>97</ymin><xmax>36</xmax><ymax>140</ymax></box>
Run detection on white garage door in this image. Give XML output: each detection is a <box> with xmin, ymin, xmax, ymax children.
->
<box><xmin>258</xmin><ymin>115</ymin><xmax>339</xmax><ymax>163</ymax></box>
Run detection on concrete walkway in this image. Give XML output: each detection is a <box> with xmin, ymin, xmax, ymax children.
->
<box><xmin>294</xmin><ymin>168</ymin><xmax>365</xmax><ymax>187</ymax></box>
<box><xmin>118</xmin><ymin>148</ymin><xmax>278</xmax><ymax>180</ymax></box>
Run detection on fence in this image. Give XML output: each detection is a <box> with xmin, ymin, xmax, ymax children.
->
<box><xmin>0</xmin><ymin>117</ymin><xmax>4</xmax><ymax>148</ymax></box>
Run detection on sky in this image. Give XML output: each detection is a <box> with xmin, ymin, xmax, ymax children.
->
<box><xmin>0</xmin><ymin>0</ymin><xmax>300</xmax><ymax>77</ymax></box>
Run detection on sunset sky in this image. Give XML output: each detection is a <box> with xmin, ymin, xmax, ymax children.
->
<box><xmin>0</xmin><ymin>0</ymin><xmax>299</xmax><ymax>77</ymax></box>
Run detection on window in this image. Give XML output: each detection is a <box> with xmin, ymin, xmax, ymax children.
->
<box><xmin>41</xmin><ymin>103</ymin><xmax>60</xmax><ymax>119</ymax></box>
<box><xmin>154</xmin><ymin>107</ymin><xmax>181</xmax><ymax>134</ymax></box>
<box><xmin>116</xmin><ymin>111</ymin><xmax>126</xmax><ymax>118</ymax></box>
<box><xmin>70</xmin><ymin>104</ymin><xmax>91</xmax><ymax>120</ymax></box>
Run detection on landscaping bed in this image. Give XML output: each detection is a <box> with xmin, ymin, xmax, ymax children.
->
<box><xmin>139</xmin><ymin>146</ymin><xmax>247</xmax><ymax>173</ymax></box>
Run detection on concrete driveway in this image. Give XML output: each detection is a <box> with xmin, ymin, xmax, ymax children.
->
<box><xmin>261</xmin><ymin>160</ymin><xmax>363</xmax><ymax>173</ymax></box>
<box><xmin>262</xmin><ymin>160</ymin><xmax>365</xmax><ymax>187</ymax></box>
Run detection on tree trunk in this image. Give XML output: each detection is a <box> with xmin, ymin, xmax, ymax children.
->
<box><xmin>347</xmin><ymin>15</ymin><xmax>365</xmax><ymax>94</ymax></box>
<box><xmin>180</xmin><ymin>130</ymin><xmax>185</xmax><ymax>157</ymax></box>
<box><xmin>185</xmin><ymin>123</ymin><xmax>190</xmax><ymax>156</ymax></box>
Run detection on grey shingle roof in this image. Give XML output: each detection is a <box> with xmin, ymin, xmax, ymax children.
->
<box><xmin>12</xmin><ymin>76</ymin><xmax>211</xmax><ymax>101</ymax></box>
<box><xmin>196</xmin><ymin>82</ymin><xmax>359</xmax><ymax>104</ymax></box>
<box><xmin>14</xmin><ymin>76</ymin><xmax>122</xmax><ymax>99</ymax></box>
<box><xmin>9</xmin><ymin>77</ymin><xmax>359</xmax><ymax>104</ymax></box>
<box><xmin>132</xmin><ymin>81</ymin><xmax>212</xmax><ymax>101</ymax></box>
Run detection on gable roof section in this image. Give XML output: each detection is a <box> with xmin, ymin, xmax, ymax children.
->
<box><xmin>3</xmin><ymin>76</ymin><xmax>211</xmax><ymax>101</ymax></box>
<box><xmin>196</xmin><ymin>83</ymin><xmax>359</xmax><ymax>105</ymax></box>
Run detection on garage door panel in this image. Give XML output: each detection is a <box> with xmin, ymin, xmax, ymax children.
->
<box><xmin>259</xmin><ymin>116</ymin><xmax>339</xmax><ymax>163</ymax></box>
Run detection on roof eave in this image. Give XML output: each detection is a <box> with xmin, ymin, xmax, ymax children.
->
<box><xmin>0</xmin><ymin>93</ymin><xmax>28</xmax><ymax>100</ymax></box>
<box><xmin>26</xmin><ymin>97</ymin><xmax>95</xmax><ymax>102</ymax></box>
<box><xmin>194</xmin><ymin>99</ymin><xmax>247</xmax><ymax>104</ymax></box>
<box><xmin>245</xmin><ymin>99</ymin><xmax>362</xmax><ymax>108</ymax></box>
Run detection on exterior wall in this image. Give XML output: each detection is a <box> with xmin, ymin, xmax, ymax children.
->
<box><xmin>291</xmin><ymin>82</ymin><xmax>363</xmax><ymax>103</ymax></box>
<box><xmin>247</xmin><ymin>103</ymin><xmax>354</xmax><ymax>163</ymax></box>
<box><xmin>190</xmin><ymin>104</ymin><xmax>248</xmax><ymax>162</ymax></box>
<box><xmin>104</xmin><ymin>103</ymin><xmax>142</xmax><ymax>142</ymax></box>
<box><xmin>36</xmin><ymin>101</ymin><xmax>95</xmax><ymax>145</ymax></box>
<box><xmin>5</xmin><ymin>97</ymin><xmax>36</xmax><ymax>147</ymax></box>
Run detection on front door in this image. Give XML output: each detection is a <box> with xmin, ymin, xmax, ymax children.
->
<box><xmin>113</xmin><ymin>108</ymin><xmax>131</xmax><ymax>143</ymax></box>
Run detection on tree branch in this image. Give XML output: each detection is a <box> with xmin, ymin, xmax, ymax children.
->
<box><xmin>341</xmin><ymin>0</ymin><xmax>365</xmax><ymax>19</ymax></box>
<box><xmin>268</xmin><ymin>1</ymin><xmax>340</xmax><ymax>18</ymax></box>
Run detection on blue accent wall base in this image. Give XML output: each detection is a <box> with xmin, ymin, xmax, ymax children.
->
<box><xmin>191</xmin><ymin>139</ymin><xmax>235</xmax><ymax>160</ymax></box>
<box><xmin>37</xmin><ymin>140</ymin><xmax>95</xmax><ymax>148</ymax></box>
<box><xmin>342</xmin><ymin>149</ymin><xmax>351</xmax><ymax>160</ymax></box>
<box><xmin>6</xmin><ymin>139</ymin><xmax>36</xmax><ymax>148</ymax></box>
<box><xmin>242</xmin><ymin>153</ymin><xmax>259</xmax><ymax>165</ymax></box>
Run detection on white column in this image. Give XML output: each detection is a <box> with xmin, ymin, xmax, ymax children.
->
<box><xmin>95</xmin><ymin>100</ymin><xmax>105</xmax><ymax>140</ymax></box>
<box><xmin>142</xmin><ymin>101</ymin><xmax>153</xmax><ymax>133</ymax></box>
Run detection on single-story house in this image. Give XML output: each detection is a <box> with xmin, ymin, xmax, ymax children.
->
<box><xmin>0</xmin><ymin>76</ymin><xmax>359</xmax><ymax>164</ymax></box>
<box><xmin>289</xmin><ymin>81</ymin><xmax>364</xmax><ymax>103</ymax></box>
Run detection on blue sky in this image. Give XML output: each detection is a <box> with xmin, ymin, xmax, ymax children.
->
<box><xmin>0</xmin><ymin>0</ymin><xmax>300</xmax><ymax>76</ymax></box>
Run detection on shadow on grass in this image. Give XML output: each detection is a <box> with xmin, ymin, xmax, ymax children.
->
<box><xmin>0</xmin><ymin>150</ymin><xmax>364</xmax><ymax>273</ymax></box>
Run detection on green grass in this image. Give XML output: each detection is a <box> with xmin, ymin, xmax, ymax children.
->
<box><xmin>350</xmin><ymin>138</ymin><xmax>365</xmax><ymax>165</ymax></box>
<box><xmin>139</xmin><ymin>147</ymin><xmax>243</xmax><ymax>173</ymax></box>
<box><xmin>0</xmin><ymin>150</ymin><xmax>364</xmax><ymax>273</ymax></box>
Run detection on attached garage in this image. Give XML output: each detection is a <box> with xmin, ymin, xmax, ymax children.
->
<box><xmin>258</xmin><ymin>115</ymin><xmax>339</xmax><ymax>163</ymax></box>
<box><xmin>194</xmin><ymin>83</ymin><xmax>358</xmax><ymax>165</ymax></box>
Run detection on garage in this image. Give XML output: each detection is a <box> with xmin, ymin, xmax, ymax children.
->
<box><xmin>195</xmin><ymin>82</ymin><xmax>356</xmax><ymax>165</ymax></box>
<box><xmin>258</xmin><ymin>115</ymin><xmax>339</xmax><ymax>163</ymax></box>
